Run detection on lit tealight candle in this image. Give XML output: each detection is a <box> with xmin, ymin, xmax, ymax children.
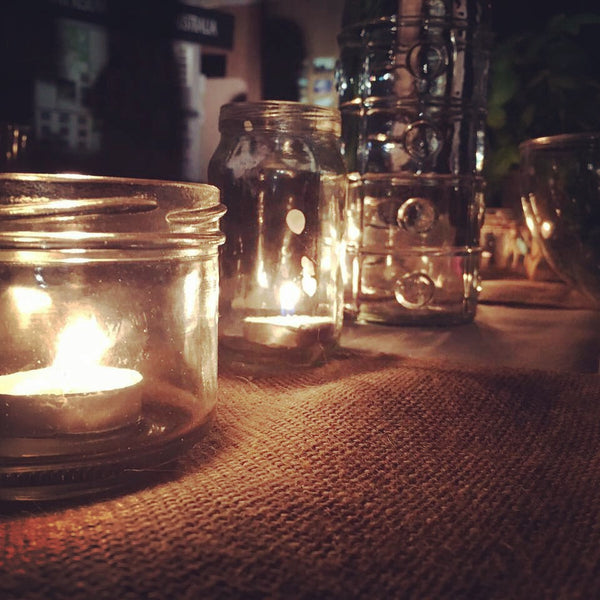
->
<box><xmin>243</xmin><ymin>315</ymin><xmax>335</xmax><ymax>349</ymax></box>
<box><xmin>242</xmin><ymin>280</ymin><xmax>335</xmax><ymax>349</ymax></box>
<box><xmin>0</xmin><ymin>315</ymin><xmax>143</xmax><ymax>437</ymax></box>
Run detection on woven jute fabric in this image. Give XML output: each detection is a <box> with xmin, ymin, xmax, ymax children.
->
<box><xmin>2</xmin><ymin>351</ymin><xmax>600</xmax><ymax>599</ymax></box>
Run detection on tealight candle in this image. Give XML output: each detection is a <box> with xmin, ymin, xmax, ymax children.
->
<box><xmin>0</xmin><ymin>365</ymin><xmax>143</xmax><ymax>436</ymax></box>
<box><xmin>0</xmin><ymin>314</ymin><xmax>143</xmax><ymax>437</ymax></box>
<box><xmin>243</xmin><ymin>315</ymin><xmax>335</xmax><ymax>349</ymax></box>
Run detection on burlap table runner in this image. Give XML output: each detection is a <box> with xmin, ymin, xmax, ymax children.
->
<box><xmin>2</xmin><ymin>351</ymin><xmax>600</xmax><ymax>599</ymax></box>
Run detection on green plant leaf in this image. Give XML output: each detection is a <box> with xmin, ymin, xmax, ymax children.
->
<box><xmin>487</xmin><ymin>105</ymin><xmax>506</xmax><ymax>130</ymax></box>
<box><xmin>488</xmin><ymin>63</ymin><xmax>518</xmax><ymax>106</ymax></box>
<box><xmin>520</xmin><ymin>104</ymin><xmax>536</xmax><ymax>128</ymax></box>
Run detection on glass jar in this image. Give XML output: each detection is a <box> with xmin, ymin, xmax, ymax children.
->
<box><xmin>337</xmin><ymin>0</ymin><xmax>491</xmax><ymax>325</ymax></box>
<box><xmin>0</xmin><ymin>173</ymin><xmax>225</xmax><ymax>501</ymax></box>
<box><xmin>208</xmin><ymin>101</ymin><xmax>346</xmax><ymax>373</ymax></box>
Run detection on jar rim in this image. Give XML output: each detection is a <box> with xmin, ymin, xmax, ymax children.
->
<box><xmin>0</xmin><ymin>230</ymin><xmax>226</xmax><ymax>250</ymax></box>
<box><xmin>0</xmin><ymin>173</ymin><xmax>220</xmax><ymax>207</ymax></box>
<box><xmin>218</xmin><ymin>101</ymin><xmax>341</xmax><ymax>136</ymax></box>
<box><xmin>0</xmin><ymin>173</ymin><xmax>226</xmax><ymax>246</ymax></box>
<box><xmin>339</xmin><ymin>1</ymin><xmax>492</xmax><ymax>32</ymax></box>
<box><xmin>0</xmin><ymin>172</ymin><xmax>219</xmax><ymax>192</ymax></box>
<box><xmin>519</xmin><ymin>132</ymin><xmax>600</xmax><ymax>152</ymax></box>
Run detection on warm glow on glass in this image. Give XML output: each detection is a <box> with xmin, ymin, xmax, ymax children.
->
<box><xmin>286</xmin><ymin>209</ymin><xmax>306</xmax><ymax>235</ymax></box>
<box><xmin>11</xmin><ymin>286</ymin><xmax>52</xmax><ymax>314</ymax></box>
<box><xmin>59</xmin><ymin>231</ymin><xmax>95</xmax><ymax>240</ymax></box>
<box><xmin>256</xmin><ymin>263</ymin><xmax>269</xmax><ymax>289</ymax></box>
<box><xmin>302</xmin><ymin>275</ymin><xmax>317</xmax><ymax>297</ymax></box>
<box><xmin>351</xmin><ymin>256</ymin><xmax>360</xmax><ymax>296</ymax></box>
<box><xmin>525</xmin><ymin>215</ymin><xmax>535</xmax><ymax>233</ymax></box>
<box><xmin>347</xmin><ymin>220</ymin><xmax>361</xmax><ymax>243</ymax></box>
<box><xmin>183</xmin><ymin>270</ymin><xmax>200</xmax><ymax>321</ymax></box>
<box><xmin>540</xmin><ymin>220</ymin><xmax>555</xmax><ymax>239</ymax></box>
<box><xmin>301</xmin><ymin>256</ymin><xmax>317</xmax><ymax>296</ymax></box>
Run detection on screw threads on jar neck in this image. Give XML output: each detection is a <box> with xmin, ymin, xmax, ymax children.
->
<box><xmin>218</xmin><ymin>101</ymin><xmax>341</xmax><ymax>137</ymax></box>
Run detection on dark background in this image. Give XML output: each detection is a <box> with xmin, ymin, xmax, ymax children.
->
<box><xmin>1</xmin><ymin>0</ymin><xmax>599</xmax><ymax>181</ymax></box>
<box><xmin>492</xmin><ymin>0</ymin><xmax>599</xmax><ymax>37</ymax></box>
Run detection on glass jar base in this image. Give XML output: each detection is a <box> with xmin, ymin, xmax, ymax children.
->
<box><xmin>0</xmin><ymin>398</ymin><xmax>214</xmax><ymax>502</ymax></box>
<box><xmin>219</xmin><ymin>336</ymin><xmax>337</xmax><ymax>375</ymax></box>
<box><xmin>356</xmin><ymin>299</ymin><xmax>477</xmax><ymax>326</ymax></box>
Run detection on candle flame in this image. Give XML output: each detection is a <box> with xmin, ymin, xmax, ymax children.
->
<box><xmin>54</xmin><ymin>315</ymin><xmax>112</xmax><ymax>370</ymax></box>
<box><xmin>279</xmin><ymin>281</ymin><xmax>301</xmax><ymax>316</ymax></box>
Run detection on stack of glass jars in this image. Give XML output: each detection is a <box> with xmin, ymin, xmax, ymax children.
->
<box><xmin>337</xmin><ymin>0</ymin><xmax>492</xmax><ymax>325</ymax></box>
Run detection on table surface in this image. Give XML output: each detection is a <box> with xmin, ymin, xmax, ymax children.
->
<box><xmin>1</xmin><ymin>294</ymin><xmax>600</xmax><ymax>600</ymax></box>
<box><xmin>342</xmin><ymin>302</ymin><xmax>600</xmax><ymax>374</ymax></box>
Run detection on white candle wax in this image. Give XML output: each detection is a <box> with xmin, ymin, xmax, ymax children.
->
<box><xmin>243</xmin><ymin>315</ymin><xmax>335</xmax><ymax>349</ymax></box>
<box><xmin>0</xmin><ymin>365</ymin><xmax>143</xmax><ymax>436</ymax></box>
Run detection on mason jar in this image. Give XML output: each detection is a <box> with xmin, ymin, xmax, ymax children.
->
<box><xmin>0</xmin><ymin>173</ymin><xmax>225</xmax><ymax>501</ymax></box>
<box><xmin>208</xmin><ymin>101</ymin><xmax>347</xmax><ymax>373</ymax></box>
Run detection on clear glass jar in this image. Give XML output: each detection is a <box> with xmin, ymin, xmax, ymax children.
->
<box><xmin>337</xmin><ymin>0</ymin><xmax>491</xmax><ymax>325</ymax></box>
<box><xmin>0</xmin><ymin>173</ymin><xmax>225</xmax><ymax>501</ymax></box>
<box><xmin>208</xmin><ymin>101</ymin><xmax>346</xmax><ymax>373</ymax></box>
